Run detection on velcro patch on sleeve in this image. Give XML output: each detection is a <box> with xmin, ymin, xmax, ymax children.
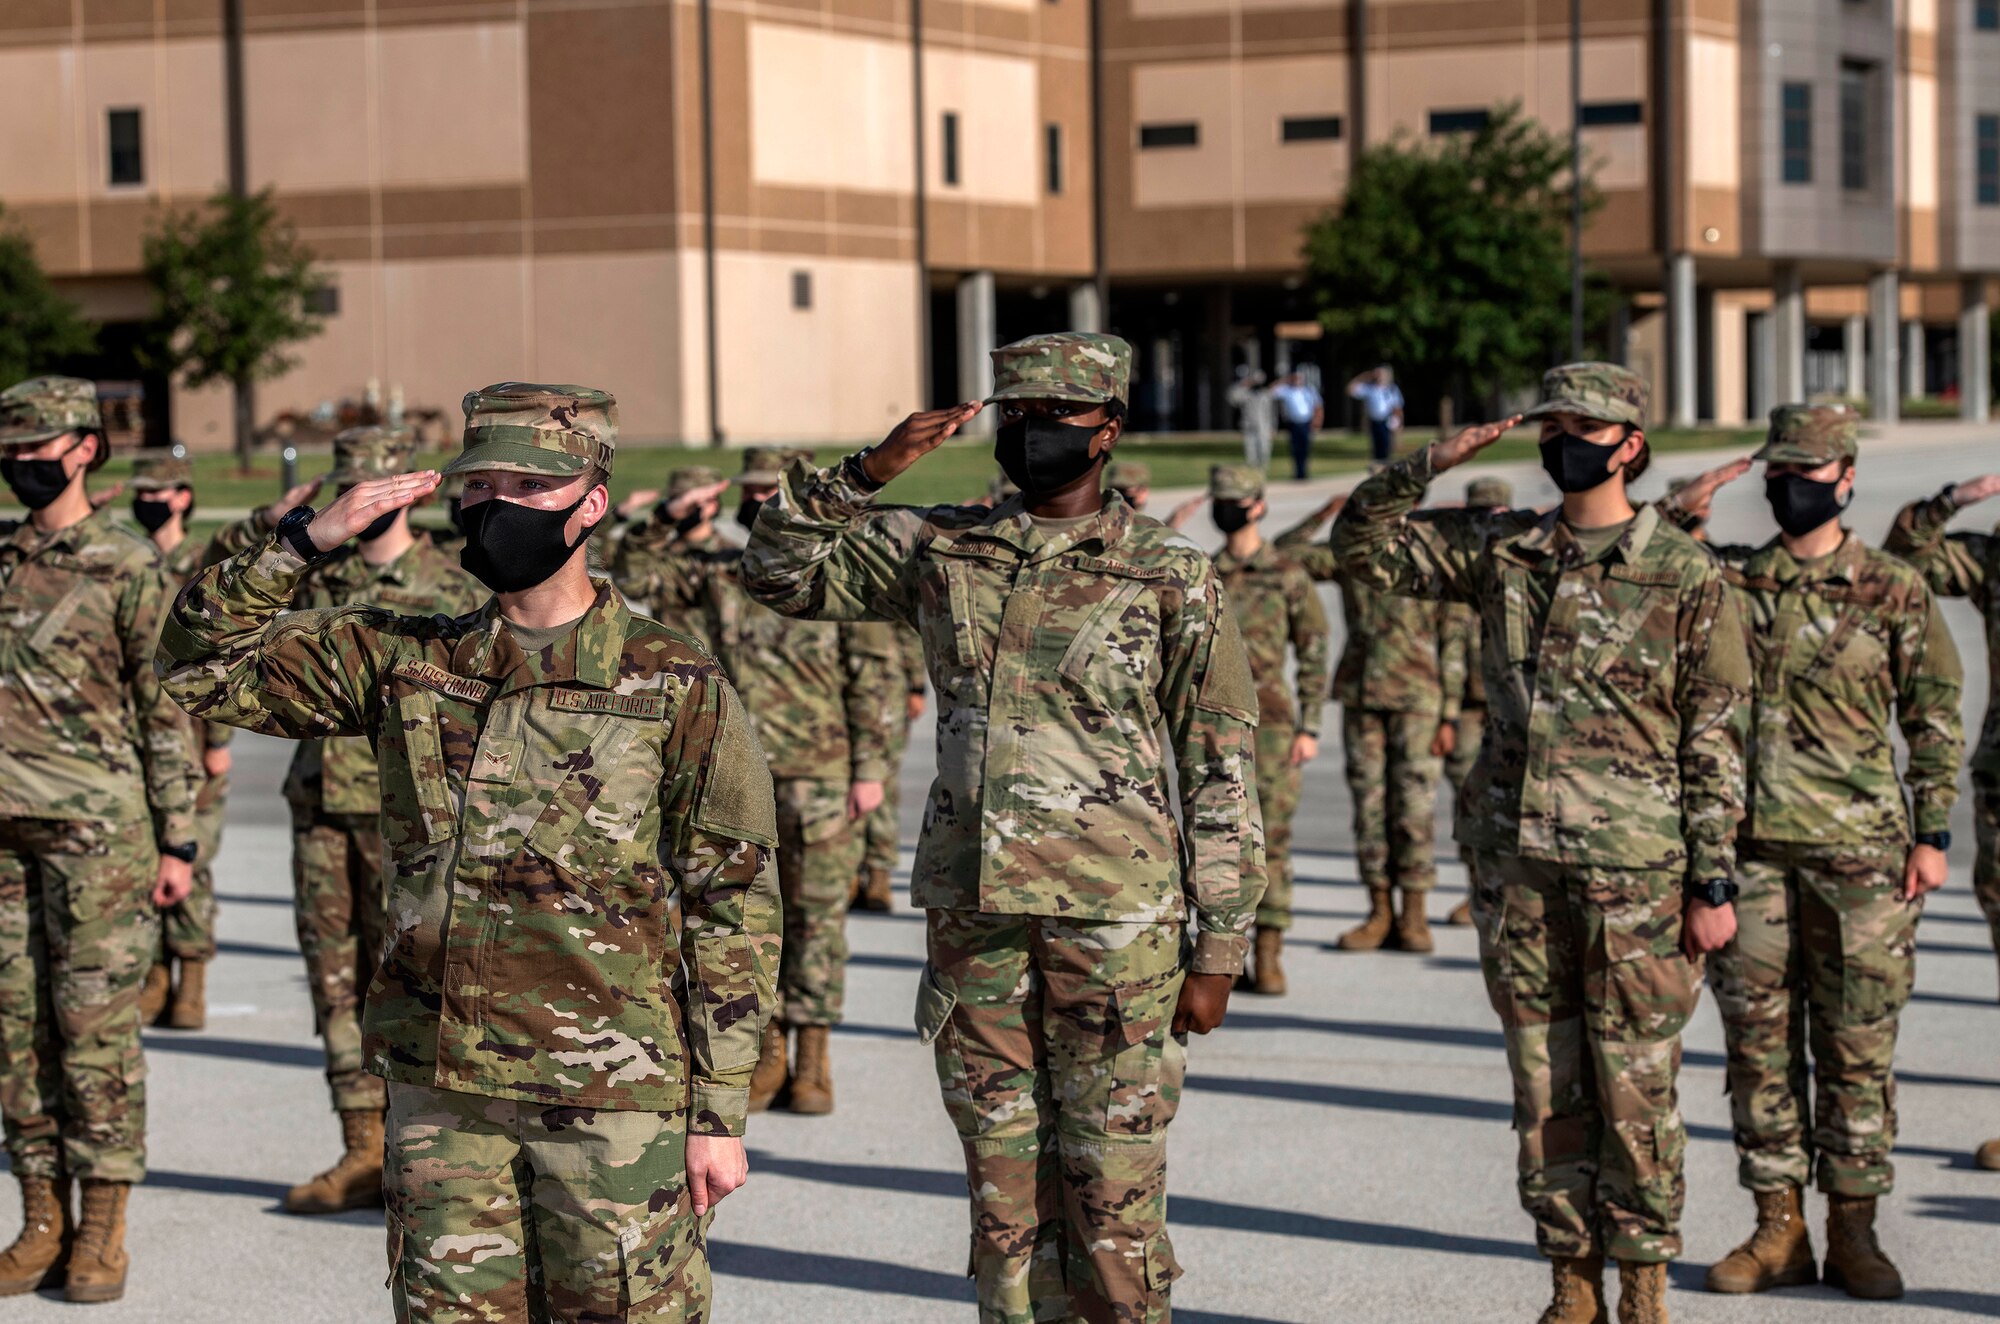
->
<box><xmin>392</xmin><ymin>660</ymin><xmax>495</xmax><ymax>704</ymax></box>
<box><xmin>548</xmin><ymin>688</ymin><xmax>669</xmax><ymax>719</ymax></box>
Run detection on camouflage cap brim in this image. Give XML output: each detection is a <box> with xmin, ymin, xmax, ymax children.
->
<box><xmin>128</xmin><ymin>477</ymin><xmax>186</xmax><ymax>492</ymax></box>
<box><xmin>984</xmin><ymin>380</ymin><xmax>1114</xmax><ymax>406</ymax></box>
<box><xmin>1520</xmin><ymin>397</ymin><xmax>1636</xmax><ymax>426</ymax></box>
<box><xmin>1753</xmin><ymin>440</ymin><xmax>1840</xmax><ymax>466</ymax></box>
<box><xmin>0</xmin><ymin>425</ymin><xmax>71</xmax><ymax>448</ymax></box>
<box><xmin>732</xmin><ymin>470</ymin><xmax>785</xmax><ymax>487</ymax></box>
<box><xmin>442</xmin><ymin>438</ymin><xmax>594</xmax><ymax>479</ymax></box>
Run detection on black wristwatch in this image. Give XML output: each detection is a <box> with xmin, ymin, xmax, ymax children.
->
<box><xmin>1684</xmin><ymin>877</ymin><xmax>1738</xmax><ymax>907</ymax></box>
<box><xmin>1914</xmin><ymin>831</ymin><xmax>1951</xmax><ymax>853</ymax></box>
<box><xmin>275</xmin><ymin>504</ymin><xmax>329</xmax><ymax>563</ymax></box>
<box><xmin>159</xmin><ymin>842</ymin><xmax>198</xmax><ymax>864</ymax></box>
<box><xmin>843</xmin><ymin>450</ymin><xmax>887</xmax><ymax>494</ymax></box>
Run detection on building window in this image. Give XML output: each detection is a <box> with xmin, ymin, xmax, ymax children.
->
<box><xmin>1280</xmin><ymin>115</ymin><xmax>1344</xmax><ymax>143</ymax></box>
<box><xmin>1428</xmin><ymin>108</ymin><xmax>1491</xmax><ymax>135</ymax></box>
<box><xmin>1138</xmin><ymin>122</ymin><xmax>1198</xmax><ymax>149</ymax></box>
<box><xmin>1978</xmin><ymin>0</ymin><xmax>1999</xmax><ymax>31</ymax></box>
<box><xmin>941</xmin><ymin>111</ymin><xmax>960</xmax><ymax>186</ymax></box>
<box><xmin>1579</xmin><ymin>101</ymin><xmax>1644</xmax><ymax>127</ymax></box>
<box><xmin>791</xmin><ymin>271</ymin><xmax>812</xmax><ymax>310</ymax></box>
<box><xmin>1781</xmin><ymin>82</ymin><xmax>1812</xmax><ymax>184</ymax></box>
<box><xmin>1046</xmin><ymin>123</ymin><xmax>1063</xmax><ymax>194</ymax></box>
<box><xmin>303</xmin><ymin>285</ymin><xmax>340</xmax><ymax>316</ymax></box>
<box><xmin>1979</xmin><ymin>115</ymin><xmax>2000</xmax><ymax>206</ymax></box>
<box><xmin>107</xmin><ymin>108</ymin><xmax>143</xmax><ymax>186</ymax></box>
<box><xmin>1839</xmin><ymin>61</ymin><xmax>1871</xmax><ymax>191</ymax></box>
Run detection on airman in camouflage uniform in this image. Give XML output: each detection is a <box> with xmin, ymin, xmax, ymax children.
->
<box><xmin>1104</xmin><ymin>458</ymin><xmax>1152</xmax><ymax>511</ymax></box>
<box><xmin>1208</xmin><ymin>465</ymin><xmax>1330</xmax><ymax>995</ymax></box>
<box><xmin>1333</xmin><ymin>363</ymin><xmax>1750</xmax><ymax>1324</ymax></box>
<box><xmin>0</xmin><ymin>377</ymin><xmax>199</xmax><ymax>1303</ymax></box>
<box><xmin>158</xmin><ymin>382</ymin><xmax>781</xmax><ymax>1324</ymax></box>
<box><xmin>209</xmin><ymin>426</ymin><xmax>483</xmax><ymax>1216</ymax></box>
<box><xmin>1885</xmin><ymin>469</ymin><xmax>2000</xmax><ymax>999</ymax></box>
<box><xmin>1277</xmin><ymin>496</ymin><xmax>1450</xmax><ymax>952</ymax></box>
<box><xmin>743</xmin><ymin>332</ymin><xmax>1265</xmax><ymax>1324</ymax></box>
<box><xmin>126</xmin><ymin>453</ymin><xmax>232</xmax><ymax>1032</ymax></box>
<box><xmin>856</xmin><ymin>621</ymin><xmax>927</xmax><ymax>913</ymax></box>
<box><xmin>1667</xmin><ymin>408</ymin><xmax>1962</xmax><ymax>1301</ymax></box>
<box><xmin>1440</xmin><ymin>476</ymin><xmax>1513</xmax><ymax>927</ymax></box>
<box><xmin>610</xmin><ymin>465</ymin><xmax>731</xmax><ymax>648</ymax></box>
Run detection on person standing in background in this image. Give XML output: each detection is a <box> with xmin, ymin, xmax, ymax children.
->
<box><xmin>1348</xmin><ymin>366</ymin><xmax>1405</xmax><ymax>470</ymax></box>
<box><xmin>1270</xmin><ymin>369</ymin><xmax>1325</xmax><ymax>481</ymax></box>
<box><xmin>1229</xmin><ymin>367</ymin><xmax>1276</xmax><ymax>472</ymax></box>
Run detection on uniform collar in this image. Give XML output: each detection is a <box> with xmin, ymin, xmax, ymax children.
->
<box><xmin>1747</xmin><ymin>529</ymin><xmax>1861</xmax><ymax>585</ymax></box>
<box><xmin>939</xmin><ymin>491</ymin><xmax>1133</xmax><ymax>565</ymax></box>
<box><xmin>8</xmin><ymin>503</ymin><xmax>112</xmax><ymax>557</ymax></box>
<box><xmin>1499</xmin><ymin>503</ymin><xmax>1659</xmax><ymax>568</ymax></box>
<box><xmin>1215</xmin><ymin>538</ymin><xmax>1276</xmax><ymax>573</ymax></box>
<box><xmin>454</xmin><ymin>578</ymin><xmax>629</xmax><ymax>693</ymax></box>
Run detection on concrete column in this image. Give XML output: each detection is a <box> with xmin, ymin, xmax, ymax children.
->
<box><xmin>1666</xmin><ymin>253</ymin><xmax>1697</xmax><ymax>428</ymax></box>
<box><xmin>1842</xmin><ymin>314</ymin><xmax>1866</xmax><ymax>399</ymax></box>
<box><xmin>1747</xmin><ymin>311</ymin><xmax>1774</xmax><ymax>423</ymax></box>
<box><xmin>1867</xmin><ymin>270</ymin><xmax>1900</xmax><ymax>424</ymax></box>
<box><xmin>1068</xmin><ymin>281</ymin><xmax>1102</xmax><ymax>334</ymax></box>
<box><xmin>1962</xmin><ymin>276</ymin><xmax>1991</xmax><ymax>421</ymax></box>
<box><xmin>1773</xmin><ymin>263</ymin><xmax>1806</xmax><ymax>405</ymax></box>
<box><xmin>1608</xmin><ymin>299</ymin><xmax>1632</xmax><ymax>365</ymax></box>
<box><xmin>1903</xmin><ymin>321</ymin><xmax>1926</xmax><ymax>399</ymax></box>
<box><xmin>956</xmin><ymin>270</ymin><xmax>996</xmax><ymax>437</ymax></box>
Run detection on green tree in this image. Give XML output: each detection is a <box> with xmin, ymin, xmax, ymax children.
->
<box><xmin>0</xmin><ymin>208</ymin><xmax>96</xmax><ymax>386</ymax></box>
<box><xmin>141</xmin><ymin>189</ymin><xmax>325</xmax><ymax>465</ymax></box>
<box><xmin>1302</xmin><ymin>104</ymin><xmax>1599</xmax><ymax>421</ymax></box>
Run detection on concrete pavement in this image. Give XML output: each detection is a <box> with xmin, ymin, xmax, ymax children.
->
<box><xmin>8</xmin><ymin>422</ymin><xmax>1999</xmax><ymax>1320</ymax></box>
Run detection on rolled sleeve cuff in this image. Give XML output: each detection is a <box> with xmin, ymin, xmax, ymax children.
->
<box><xmin>688</xmin><ymin>1083</ymin><xmax>749</xmax><ymax>1137</ymax></box>
<box><xmin>1912</xmin><ymin>798</ymin><xmax>1954</xmax><ymax>837</ymax></box>
<box><xmin>1684</xmin><ymin>843</ymin><xmax>1736</xmax><ymax>889</ymax></box>
<box><xmin>1191</xmin><ymin>929</ymin><xmax>1250</xmax><ymax>977</ymax></box>
<box><xmin>851</xmin><ymin>758</ymin><xmax>890</xmax><ymax>785</ymax></box>
<box><xmin>155</xmin><ymin>812</ymin><xmax>198</xmax><ymax>851</ymax></box>
<box><xmin>797</xmin><ymin>455</ymin><xmax>881</xmax><ymax>521</ymax></box>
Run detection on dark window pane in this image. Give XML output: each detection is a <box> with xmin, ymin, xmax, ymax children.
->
<box><xmin>1138</xmin><ymin>122</ymin><xmax>1199</xmax><ymax>149</ymax></box>
<box><xmin>942</xmin><ymin>111</ymin><xmax>960</xmax><ymax>186</ymax></box>
<box><xmin>1579</xmin><ymin>101</ymin><xmax>1644</xmax><ymax>127</ymax></box>
<box><xmin>1781</xmin><ymin>82</ymin><xmax>1812</xmax><ymax>185</ymax></box>
<box><xmin>791</xmin><ymin>271</ymin><xmax>812</xmax><ymax>310</ymax></box>
<box><xmin>1840</xmin><ymin>62</ymin><xmax>1870</xmax><ymax>191</ymax></box>
<box><xmin>1280</xmin><ymin>115</ymin><xmax>1344</xmax><ymax>143</ymax></box>
<box><xmin>1979</xmin><ymin>115</ymin><xmax>2000</xmax><ymax>206</ymax></box>
<box><xmin>1428</xmin><ymin>108</ymin><xmax>1490</xmax><ymax>134</ymax></box>
<box><xmin>1978</xmin><ymin>0</ymin><xmax>1999</xmax><ymax>32</ymax></box>
<box><xmin>108</xmin><ymin>108</ymin><xmax>143</xmax><ymax>186</ymax></box>
<box><xmin>1046</xmin><ymin>123</ymin><xmax>1063</xmax><ymax>194</ymax></box>
<box><xmin>303</xmin><ymin>285</ymin><xmax>340</xmax><ymax>316</ymax></box>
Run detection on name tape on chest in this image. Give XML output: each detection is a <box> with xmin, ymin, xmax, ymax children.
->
<box><xmin>547</xmin><ymin>688</ymin><xmax>669</xmax><ymax>719</ymax></box>
<box><xmin>392</xmin><ymin>660</ymin><xmax>495</xmax><ymax>704</ymax></box>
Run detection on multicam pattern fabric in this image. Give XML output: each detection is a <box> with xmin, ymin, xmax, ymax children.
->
<box><xmin>742</xmin><ymin>467</ymin><xmax>1265</xmax><ymax>975</ymax></box>
<box><xmin>1105</xmin><ymin>460</ymin><xmax>1153</xmax><ymax>495</ymax></box>
<box><xmin>385</xmin><ymin>1081</ymin><xmax>713</xmax><ymax>1324</ymax></box>
<box><xmin>1342</xmin><ymin>708</ymin><xmax>1443</xmax><ymax>894</ymax></box>
<box><xmin>292</xmin><ymin>813</ymin><xmax>388</xmax><ymax>1112</ymax></box>
<box><xmin>1708</xmin><ymin>844</ymin><xmax>1918</xmax><ymax>1198</ymax></box>
<box><xmin>773</xmin><ymin>778</ymin><xmax>868</xmax><ymax>1026</ymax></box>
<box><xmin>610</xmin><ymin>523</ymin><xmax>733</xmax><ymax>650</ymax></box>
<box><xmin>1755</xmin><ymin>403</ymin><xmax>1860</xmax><ymax>466</ymax></box>
<box><xmin>862</xmin><ymin>622</ymin><xmax>927</xmax><ymax>881</ymax></box>
<box><xmin>918</xmin><ymin>910</ymin><xmax>1185</xmax><ymax>1324</ymax></box>
<box><xmin>0</xmin><ymin>376</ymin><xmax>100</xmax><ymax>444</ymax></box>
<box><xmin>129</xmin><ymin>453</ymin><xmax>193</xmax><ymax>490</ymax></box>
<box><xmin>1520</xmin><ymin>360</ymin><xmax>1649</xmax><ymax>428</ymax></box>
<box><xmin>156</xmin><ymin>539</ymin><xmax>781</xmax><ymax>1129</ymax></box>
<box><xmin>1276</xmin><ymin>508</ymin><xmax>1450</xmax><ymax>714</ymax></box>
<box><xmin>986</xmin><ymin>332</ymin><xmax>1132</xmax><ymax>406</ymax></box>
<box><xmin>447</xmin><ymin>382</ymin><xmax>619</xmax><ymax>478</ymax></box>
<box><xmin>1332</xmin><ymin>448</ymin><xmax>1751</xmax><ymax>879</ymax></box>
<box><xmin>155</xmin><ymin>536</ymin><xmax>231</xmax><ymax>964</ymax></box>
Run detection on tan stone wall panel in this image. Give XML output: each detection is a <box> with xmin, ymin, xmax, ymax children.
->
<box><xmin>1241</xmin><ymin>202</ymin><xmax>1325</xmax><ymax>274</ymax></box>
<box><xmin>84</xmin><ymin>198</ymin><xmax>153</xmax><ymax>271</ymax></box>
<box><xmin>0</xmin><ymin>2</ymin><xmax>75</xmax><ymax>37</ymax></box>
<box><xmin>1688</xmin><ymin>187</ymin><xmax>1742</xmax><ymax>259</ymax></box>
<box><xmin>1105</xmin><ymin>203</ymin><xmax>1236</xmax><ymax>276</ymax></box>
<box><xmin>1582</xmin><ymin>188</ymin><xmax>1654</xmax><ymax>259</ymax></box>
<box><xmin>379</xmin><ymin>186</ymin><xmax>524</xmax><ymax>229</ymax></box>
<box><xmin>8</xmin><ymin>202</ymin><xmax>85</xmax><ymax>276</ymax></box>
<box><xmin>381</xmin><ymin>228</ymin><xmax>525</xmax><ymax>262</ymax></box>
<box><xmin>0</xmin><ymin>45</ymin><xmax>83</xmax><ymax>202</ymax></box>
<box><xmin>526</xmin><ymin>4</ymin><xmax>678</xmax><ymax>221</ymax></box>
<box><xmin>80</xmin><ymin>1</ymin><xmax>155</xmax><ymax>33</ymax></box>
<box><xmin>532</xmin><ymin>221</ymin><xmax>683</xmax><ymax>256</ymax></box>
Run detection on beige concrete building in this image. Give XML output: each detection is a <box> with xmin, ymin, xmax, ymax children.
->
<box><xmin>1</xmin><ymin>0</ymin><xmax>1994</xmax><ymax>446</ymax></box>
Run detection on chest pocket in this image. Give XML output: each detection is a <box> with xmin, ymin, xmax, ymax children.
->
<box><xmin>1494</xmin><ymin>567</ymin><xmax>1536</xmax><ymax>669</ymax></box>
<box><xmin>385</xmin><ymin>689</ymin><xmax>461</xmax><ymax>844</ymax></box>
<box><xmin>523</xmin><ymin>716</ymin><xmax>652</xmax><ymax>885</ymax></box>
<box><xmin>26</xmin><ymin>573</ymin><xmax>116</xmax><ymax>685</ymax></box>
<box><xmin>1791</xmin><ymin>588</ymin><xmax>1886</xmax><ymax>700</ymax></box>
<box><xmin>1582</xmin><ymin>565</ymin><xmax>1680</xmax><ymax>673</ymax></box>
<box><xmin>925</xmin><ymin>547</ymin><xmax>1009</xmax><ymax>672</ymax></box>
<box><xmin>1057</xmin><ymin>559</ymin><xmax>1167</xmax><ymax>722</ymax></box>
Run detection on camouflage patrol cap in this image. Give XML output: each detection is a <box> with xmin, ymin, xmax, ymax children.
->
<box><xmin>667</xmin><ymin>465</ymin><xmax>725</xmax><ymax>498</ymax></box>
<box><xmin>1208</xmin><ymin>465</ymin><xmax>1264</xmax><ymax>502</ymax></box>
<box><xmin>987</xmin><ymin>332</ymin><xmax>1132</xmax><ymax>407</ymax></box>
<box><xmin>1521</xmin><ymin>361</ymin><xmax>1648</xmax><ymax>429</ymax></box>
<box><xmin>130</xmin><ymin>451</ymin><xmax>194</xmax><ymax>491</ymax></box>
<box><xmin>1104</xmin><ymin>460</ymin><xmax>1151</xmax><ymax>492</ymax></box>
<box><xmin>1465</xmin><ymin>477</ymin><xmax>1513</xmax><ymax>508</ymax></box>
<box><xmin>0</xmin><ymin>376</ymin><xmax>101</xmax><ymax>447</ymax></box>
<box><xmin>1755</xmin><ymin>403</ymin><xmax>1859</xmax><ymax>466</ymax></box>
<box><xmin>445</xmin><ymin>383</ymin><xmax>617</xmax><ymax>479</ymax></box>
<box><xmin>734</xmin><ymin>447</ymin><xmax>789</xmax><ymax>487</ymax></box>
<box><xmin>327</xmin><ymin>425</ymin><xmax>418</xmax><ymax>486</ymax></box>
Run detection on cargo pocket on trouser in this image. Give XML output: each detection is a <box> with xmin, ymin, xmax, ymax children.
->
<box><xmin>620</xmin><ymin>1194</ymin><xmax>715</xmax><ymax>1324</ymax></box>
<box><xmin>915</xmin><ymin>964</ymin><xmax>976</xmax><ymax>1136</ymax></box>
<box><xmin>1099</xmin><ymin>968</ymin><xmax>1184</xmax><ymax>1137</ymax></box>
<box><xmin>1142</xmin><ymin>1232</ymin><xmax>1184</xmax><ymax>1309</ymax></box>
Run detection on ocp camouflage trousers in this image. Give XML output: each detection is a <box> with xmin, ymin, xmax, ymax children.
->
<box><xmin>775</xmin><ymin>778</ymin><xmax>866</xmax><ymax>1026</ymax></box>
<box><xmin>1254</xmin><ymin>722</ymin><xmax>1302</xmax><ymax>931</ymax></box>
<box><xmin>291</xmin><ymin>807</ymin><xmax>388</xmax><ymax>1113</ymax></box>
<box><xmin>1708</xmin><ymin>842</ymin><xmax>1917</xmax><ymax>1198</ymax></box>
<box><xmin>1344</xmin><ymin>706</ymin><xmax>1441</xmax><ymax>894</ymax></box>
<box><xmin>1974</xmin><ymin>775</ymin><xmax>1999</xmax><ymax>974</ymax></box>
<box><xmin>0</xmin><ymin>816</ymin><xmax>157</xmax><ymax>1183</ymax></box>
<box><xmin>385</xmin><ymin>1081</ymin><xmax>711</xmax><ymax>1323</ymax></box>
<box><xmin>159</xmin><ymin>769</ymin><xmax>228</xmax><ymax>962</ymax></box>
<box><xmin>918</xmin><ymin>910</ymin><xmax>1186</xmax><ymax>1324</ymax></box>
<box><xmin>1470</xmin><ymin>852</ymin><xmax>1699</xmax><ymax>1263</ymax></box>
<box><xmin>1445</xmin><ymin>708</ymin><xmax>1485</xmax><ymax>870</ymax></box>
<box><xmin>861</xmin><ymin>717</ymin><xmax>912</xmax><ymax>878</ymax></box>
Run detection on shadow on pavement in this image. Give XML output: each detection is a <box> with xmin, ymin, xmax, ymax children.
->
<box><xmin>1908</xmin><ymin>989</ymin><xmax>1997</xmax><ymax>1008</ymax></box>
<box><xmin>1911</xmin><ymin>1194</ymin><xmax>2000</xmax><ymax>1225</ymax></box>
<box><xmin>143</xmin><ymin>1033</ymin><xmax>323</xmax><ymax>1069</ymax></box>
<box><xmin>213</xmin><ymin>892</ymin><xmax>295</xmax><ymax>907</ymax></box>
<box><xmin>844</xmin><ymin>951</ymin><xmax>925</xmax><ymax>971</ymax></box>
<box><xmin>215</xmin><ymin>939</ymin><xmax>302</xmax><ymax>960</ymax></box>
<box><xmin>139</xmin><ymin>1168</ymin><xmax>380</xmax><ymax>1224</ymax></box>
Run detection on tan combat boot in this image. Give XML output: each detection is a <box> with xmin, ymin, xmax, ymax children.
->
<box><xmin>137</xmin><ymin>964</ymin><xmax>171</xmax><ymax>1025</ymax></box>
<box><xmin>1395</xmin><ymin>890</ymin><xmax>1435</xmax><ymax>954</ymax></box>
<box><xmin>747</xmin><ymin>1019</ymin><xmax>788</xmax><ymax>1113</ymax></box>
<box><xmin>1337</xmin><ymin>889</ymin><xmax>1395</xmax><ymax>951</ymax></box>
<box><xmin>1614</xmin><ymin>1261</ymin><xmax>1668</xmax><ymax>1324</ymax></box>
<box><xmin>1822</xmin><ymin>1193</ymin><xmax>1903</xmax><ymax>1299</ymax></box>
<box><xmin>1977</xmin><ymin>1137</ymin><xmax>2000</xmax><ymax>1171</ymax></box>
<box><xmin>0</xmin><ymin>1175</ymin><xmax>72</xmax><ymax>1296</ymax></box>
<box><xmin>1447</xmin><ymin>898</ymin><xmax>1474</xmax><ymax>926</ymax></box>
<box><xmin>1537</xmin><ymin>1254</ymin><xmax>1607</xmax><ymax>1324</ymax></box>
<box><xmin>166</xmin><ymin>958</ymin><xmax>206</xmax><ymax>1031</ymax></box>
<box><xmin>284</xmin><ymin>1110</ymin><xmax>385</xmax><ymax>1215</ymax></box>
<box><xmin>788</xmin><ymin>1026</ymin><xmax>834</xmax><ymax>1115</ymax></box>
<box><xmin>1250</xmin><ymin>926</ymin><xmax>1287</xmax><ymax>996</ymax></box>
<box><xmin>62</xmin><ymin>1181</ymin><xmax>129</xmax><ymax>1304</ymax></box>
<box><xmin>1704</xmin><ymin>1186</ymin><xmax>1815</xmax><ymax>1293</ymax></box>
<box><xmin>855</xmin><ymin>865</ymin><xmax>893</xmax><ymax>913</ymax></box>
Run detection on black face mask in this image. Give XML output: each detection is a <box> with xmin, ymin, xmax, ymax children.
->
<box><xmin>1211</xmin><ymin>501</ymin><xmax>1253</xmax><ymax>534</ymax></box>
<box><xmin>1538</xmin><ymin>429</ymin><xmax>1626</xmax><ymax>494</ymax></box>
<box><xmin>1766</xmin><ymin>473</ymin><xmax>1847</xmax><ymax>538</ymax></box>
<box><xmin>994</xmin><ymin>415</ymin><xmax>1103</xmax><ymax>495</ymax></box>
<box><xmin>735</xmin><ymin>497</ymin><xmax>765</xmax><ymax>532</ymax></box>
<box><xmin>1</xmin><ymin>441</ymin><xmax>83</xmax><ymax>511</ymax></box>
<box><xmin>448</xmin><ymin>498</ymin><xmax>467</xmax><ymax>536</ymax></box>
<box><xmin>458</xmin><ymin>495</ymin><xmax>590</xmax><ymax>593</ymax></box>
<box><xmin>132</xmin><ymin>497</ymin><xmax>176</xmax><ymax>533</ymax></box>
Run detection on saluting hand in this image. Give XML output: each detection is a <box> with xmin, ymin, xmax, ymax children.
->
<box><xmin>304</xmin><ymin>472</ymin><xmax>439</xmax><ymax>552</ymax></box>
<box><xmin>662</xmin><ymin>479</ymin><xmax>729</xmax><ymax>522</ymax></box>
<box><xmin>616</xmin><ymin>488</ymin><xmax>661</xmax><ymax>519</ymax></box>
<box><xmin>1165</xmin><ymin>495</ymin><xmax>1205</xmax><ymax>531</ymax></box>
<box><xmin>1426</xmin><ymin>415</ymin><xmax>1523</xmax><ymax>474</ymax></box>
<box><xmin>262</xmin><ymin>477</ymin><xmax>324</xmax><ymax>528</ymax></box>
<box><xmin>1671</xmin><ymin>454</ymin><xmax>1755</xmax><ymax>524</ymax></box>
<box><xmin>89</xmin><ymin>480</ymin><xmax>126</xmax><ymax>511</ymax></box>
<box><xmin>1953</xmin><ymin>474</ymin><xmax>2000</xmax><ymax>506</ymax></box>
<box><xmin>862</xmin><ymin>403</ymin><xmax>985</xmax><ymax>487</ymax></box>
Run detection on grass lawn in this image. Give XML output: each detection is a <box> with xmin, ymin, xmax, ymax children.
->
<box><xmin>72</xmin><ymin>424</ymin><xmax>1764</xmax><ymax>518</ymax></box>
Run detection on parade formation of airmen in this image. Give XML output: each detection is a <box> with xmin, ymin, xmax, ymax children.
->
<box><xmin>0</xmin><ymin>337</ymin><xmax>1995</xmax><ymax>1323</ymax></box>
